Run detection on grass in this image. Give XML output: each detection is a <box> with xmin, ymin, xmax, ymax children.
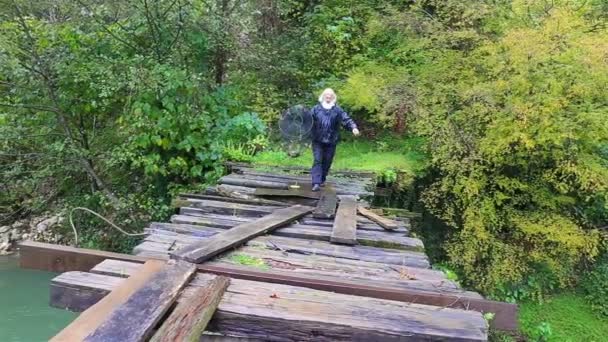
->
<box><xmin>251</xmin><ymin>136</ymin><xmax>428</xmax><ymax>174</ymax></box>
<box><xmin>516</xmin><ymin>292</ymin><xmax>608</xmax><ymax>342</ymax></box>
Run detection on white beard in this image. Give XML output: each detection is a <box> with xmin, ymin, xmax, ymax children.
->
<box><xmin>321</xmin><ymin>101</ymin><xmax>335</xmax><ymax>110</ymax></box>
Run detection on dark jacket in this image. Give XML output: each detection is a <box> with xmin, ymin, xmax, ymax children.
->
<box><xmin>310</xmin><ymin>104</ymin><xmax>357</xmax><ymax>144</ymax></box>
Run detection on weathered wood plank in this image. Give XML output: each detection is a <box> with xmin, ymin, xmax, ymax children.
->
<box><xmin>52</xmin><ymin>271</ymin><xmax>489</xmax><ymax>341</ymax></box>
<box><xmin>149</xmin><ymin>222</ymin><xmax>423</xmax><ymax>251</ymax></box>
<box><xmin>220</xmin><ymin>171</ymin><xmax>375</xmax><ymax>197</ymax></box>
<box><xmin>358</xmin><ymin>206</ymin><xmax>400</xmax><ymax>230</ymax></box>
<box><xmin>151</xmin><ymin>276</ymin><xmax>230</xmax><ymax>342</ymax></box>
<box><xmin>93</xmin><ymin>254</ymin><xmax>455</xmax><ymax>292</ymax></box>
<box><xmin>21</xmin><ymin>241</ymin><xmax>518</xmax><ymax>331</ymax></box>
<box><xmin>50</xmin><ymin>260</ymin><xmax>166</xmax><ymax>342</ymax></box>
<box><xmin>179</xmin><ymin>193</ymin><xmax>288</xmax><ymax>206</ymax></box>
<box><xmin>174</xmin><ymin>210</ymin><xmax>408</xmax><ymax>233</ymax></box>
<box><xmin>330</xmin><ymin>195</ymin><xmax>358</xmax><ymax>245</ymax></box>
<box><xmin>374</xmin><ymin>206</ymin><xmax>423</xmax><ymax>219</ymax></box>
<box><xmin>253</xmin><ymin>235</ymin><xmax>430</xmax><ymax>268</ymax></box>
<box><xmin>229</xmin><ymin>170</ymin><xmax>375</xmax><ymax>190</ymax></box>
<box><xmin>137</xmin><ymin>232</ymin><xmax>430</xmax><ymax>269</ymax></box>
<box><xmin>84</xmin><ymin>260</ymin><xmax>196</xmax><ymax>342</ymax></box>
<box><xmin>312</xmin><ymin>187</ymin><xmax>338</xmax><ymax>219</ymax></box>
<box><xmin>226</xmin><ymin>162</ymin><xmax>377</xmax><ymax>178</ymax></box>
<box><xmin>171</xmin><ymin>205</ymin><xmax>313</xmax><ymax>263</ymax></box>
<box><xmin>219</xmin><ymin>175</ymin><xmax>290</xmax><ymax>190</ymax></box>
<box><xmin>254</xmin><ymin>187</ymin><xmax>321</xmax><ymax>199</ymax></box>
<box><xmin>176</xmin><ymin>199</ymin><xmax>280</xmax><ymax>217</ymax></box>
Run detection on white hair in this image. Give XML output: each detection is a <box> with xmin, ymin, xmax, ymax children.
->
<box><xmin>318</xmin><ymin>88</ymin><xmax>337</xmax><ymax>103</ymax></box>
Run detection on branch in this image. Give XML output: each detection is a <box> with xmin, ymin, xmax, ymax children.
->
<box><xmin>74</xmin><ymin>0</ymin><xmax>140</xmax><ymax>53</ymax></box>
<box><xmin>0</xmin><ymin>102</ymin><xmax>61</xmax><ymax>114</ymax></box>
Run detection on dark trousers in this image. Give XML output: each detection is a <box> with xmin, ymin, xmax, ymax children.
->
<box><xmin>311</xmin><ymin>142</ymin><xmax>336</xmax><ymax>185</ymax></box>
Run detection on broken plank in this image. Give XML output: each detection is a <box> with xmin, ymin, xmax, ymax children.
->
<box><xmin>84</xmin><ymin>260</ymin><xmax>196</xmax><ymax>342</ymax></box>
<box><xmin>312</xmin><ymin>187</ymin><xmax>338</xmax><ymax>219</ymax></box>
<box><xmin>50</xmin><ymin>260</ymin><xmax>166</xmax><ymax>342</ymax></box>
<box><xmin>330</xmin><ymin>195</ymin><xmax>358</xmax><ymax>245</ymax></box>
<box><xmin>358</xmin><ymin>206</ymin><xmax>400</xmax><ymax>230</ymax></box>
<box><xmin>151</xmin><ymin>276</ymin><xmax>230</xmax><ymax>342</ymax></box>
<box><xmin>171</xmin><ymin>205</ymin><xmax>313</xmax><ymax>263</ymax></box>
<box><xmin>254</xmin><ymin>187</ymin><xmax>321</xmax><ymax>199</ymax></box>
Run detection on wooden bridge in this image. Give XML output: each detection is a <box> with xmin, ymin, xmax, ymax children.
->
<box><xmin>19</xmin><ymin>165</ymin><xmax>517</xmax><ymax>341</ymax></box>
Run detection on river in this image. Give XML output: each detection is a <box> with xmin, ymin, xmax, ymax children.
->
<box><xmin>0</xmin><ymin>254</ymin><xmax>77</xmax><ymax>342</ymax></box>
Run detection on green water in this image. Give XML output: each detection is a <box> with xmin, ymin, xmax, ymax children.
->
<box><xmin>0</xmin><ymin>255</ymin><xmax>77</xmax><ymax>342</ymax></box>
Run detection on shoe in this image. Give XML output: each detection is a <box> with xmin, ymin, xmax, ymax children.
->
<box><xmin>312</xmin><ymin>184</ymin><xmax>321</xmax><ymax>192</ymax></box>
<box><xmin>320</xmin><ymin>183</ymin><xmax>326</xmax><ymax>187</ymax></box>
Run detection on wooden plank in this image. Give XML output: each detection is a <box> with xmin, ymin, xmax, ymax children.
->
<box><xmin>358</xmin><ymin>206</ymin><xmax>400</xmax><ymax>230</ymax></box>
<box><xmin>151</xmin><ymin>276</ymin><xmax>230</xmax><ymax>342</ymax></box>
<box><xmin>223</xmin><ymin>171</ymin><xmax>375</xmax><ymax>197</ymax></box>
<box><xmin>50</xmin><ymin>260</ymin><xmax>165</xmax><ymax>342</ymax></box>
<box><xmin>174</xmin><ymin>210</ymin><xmax>408</xmax><ymax>233</ymax></box>
<box><xmin>138</xmin><ymin>232</ymin><xmax>430</xmax><ymax>268</ymax></box>
<box><xmin>219</xmin><ymin>175</ymin><xmax>289</xmax><ymax>190</ymax></box>
<box><xmin>254</xmin><ymin>187</ymin><xmax>321</xmax><ymax>199</ymax></box>
<box><xmin>171</xmin><ymin>205</ymin><xmax>313</xmax><ymax>263</ymax></box>
<box><xmin>19</xmin><ymin>240</ymin><xmax>150</xmax><ymax>272</ymax></box>
<box><xmin>147</xmin><ymin>222</ymin><xmax>423</xmax><ymax>251</ymax></box>
<box><xmin>21</xmin><ymin>241</ymin><xmax>518</xmax><ymax>331</ymax></box>
<box><xmin>312</xmin><ymin>187</ymin><xmax>338</xmax><ymax>219</ymax></box>
<box><xmin>330</xmin><ymin>196</ymin><xmax>358</xmax><ymax>245</ymax></box>
<box><xmin>176</xmin><ymin>199</ymin><xmax>280</xmax><ymax>217</ymax></box>
<box><xmin>228</xmin><ymin>169</ymin><xmax>375</xmax><ymax>189</ymax></box>
<box><xmin>52</xmin><ymin>271</ymin><xmax>489</xmax><ymax>341</ymax></box>
<box><xmin>84</xmin><ymin>260</ymin><xmax>196</xmax><ymax>342</ymax></box>
<box><xmin>374</xmin><ymin>206</ymin><xmax>423</xmax><ymax>219</ymax></box>
<box><xmin>179</xmin><ymin>193</ymin><xmax>288</xmax><ymax>206</ymax></box>
<box><xmin>226</xmin><ymin>161</ymin><xmax>378</xmax><ymax>178</ymax></box>
<box><xmin>92</xmin><ymin>256</ymin><xmax>458</xmax><ymax>293</ymax></box>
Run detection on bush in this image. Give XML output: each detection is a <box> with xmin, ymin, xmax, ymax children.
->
<box><xmin>222</xmin><ymin>112</ymin><xmax>267</xmax><ymax>144</ymax></box>
<box><xmin>581</xmin><ymin>254</ymin><xmax>608</xmax><ymax>317</ymax></box>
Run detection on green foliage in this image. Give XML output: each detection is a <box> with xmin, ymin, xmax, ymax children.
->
<box><xmin>222</xmin><ymin>113</ymin><xmax>267</xmax><ymax>144</ymax></box>
<box><xmin>0</xmin><ymin>1</ymin><xmax>261</xmax><ymax>249</ymax></box>
<box><xmin>581</xmin><ymin>254</ymin><xmax>608</xmax><ymax>317</ymax></box>
<box><xmin>343</xmin><ymin>1</ymin><xmax>608</xmax><ymax>296</ymax></box>
<box><xmin>222</xmin><ymin>141</ymin><xmax>256</xmax><ymax>162</ymax></box>
<box><xmin>432</xmin><ymin>264</ymin><xmax>460</xmax><ymax>285</ymax></box>
<box><xmin>379</xmin><ymin>169</ymin><xmax>398</xmax><ymax>185</ymax></box>
<box><xmin>519</xmin><ymin>293</ymin><xmax>608</xmax><ymax>342</ymax></box>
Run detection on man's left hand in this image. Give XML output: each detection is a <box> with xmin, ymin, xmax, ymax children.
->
<box><xmin>352</xmin><ymin>128</ymin><xmax>360</xmax><ymax>136</ymax></box>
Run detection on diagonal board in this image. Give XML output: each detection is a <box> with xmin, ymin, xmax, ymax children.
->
<box><xmin>330</xmin><ymin>196</ymin><xmax>358</xmax><ymax>245</ymax></box>
<box><xmin>84</xmin><ymin>260</ymin><xmax>196</xmax><ymax>342</ymax></box>
<box><xmin>357</xmin><ymin>206</ymin><xmax>399</xmax><ymax>230</ymax></box>
<box><xmin>312</xmin><ymin>187</ymin><xmax>338</xmax><ymax>219</ymax></box>
<box><xmin>171</xmin><ymin>205</ymin><xmax>313</xmax><ymax>263</ymax></box>
<box><xmin>50</xmin><ymin>260</ymin><xmax>166</xmax><ymax>342</ymax></box>
<box><xmin>150</xmin><ymin>276</ymin><xmax>230</xmax><ymax>342</ymax></box>
<box><xmin>254</xmin><ymin>187</ymin><xmax>321</xmax><ymax>200</ymax></box>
